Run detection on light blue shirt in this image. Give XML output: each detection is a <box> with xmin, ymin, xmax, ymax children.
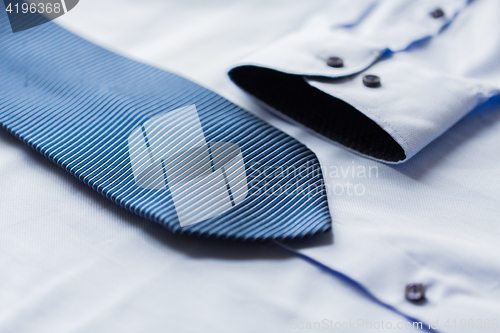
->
<box><xmin>1</xmin><ymin>0</ymin><xmax>499</xmax><ymax>331</ymax></box>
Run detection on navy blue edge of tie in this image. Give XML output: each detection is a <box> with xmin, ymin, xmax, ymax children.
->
<box><xmin>0</xmin><ymin>7</ymin><xmax>331</xmax><ymax>241</ymax></box>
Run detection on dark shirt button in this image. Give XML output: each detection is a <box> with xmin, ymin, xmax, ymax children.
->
<box><xmin>363</xmin><ymin>75</ymin><xmax>381</xmax><ymax>88</ymax></box>
<box><xmin>431</xmin><ymin>8</ymin><xmax>445</xmax><ymax>18</ymax></box>
<box><xmin>406</xmin><ymin>283</ymin><xmax>426</xmax><ymax>303</ymax></box>
<box><xmin>326</xmin><ymin>56</ymin><xmax>344</xmax><ymax>68</ymax></box>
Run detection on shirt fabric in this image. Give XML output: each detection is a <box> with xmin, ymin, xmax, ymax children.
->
<box><xmin>1</xmin><ymin>0</ymin><xmax>499</xmax><ymax>331</ymax></box>
<box><xmin>0</xmin><ymin>1</ymin><xmax>411</xmax><ymax>332</ymax></box>
<box><xmin>228</xmin><ymin>0</ymin><xmax>500</xmax><ymax>324</ymax></box>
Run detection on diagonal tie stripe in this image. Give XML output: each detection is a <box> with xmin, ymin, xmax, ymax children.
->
<box><xmin>0</xmin><ymin>7</ymin><xmax>331</xmax><ymax>240</ymax></box>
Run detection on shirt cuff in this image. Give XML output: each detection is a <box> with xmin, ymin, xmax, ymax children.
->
<box><xmin>228</xmin><ymin>29</ymin><xmax>492</xmax><ymax>163</ymax></box>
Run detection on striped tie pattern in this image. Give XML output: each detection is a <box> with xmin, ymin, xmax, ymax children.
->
<box><xmin>0</xmin><ymin>7</ymin><xmax>331</xmax><ymax>240</ymax></box>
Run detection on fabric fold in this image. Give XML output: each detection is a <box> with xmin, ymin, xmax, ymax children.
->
<box><xmin>229</xmin><ymin>0</ymin><xmax>499</xmax><ymax>163</ymax></box>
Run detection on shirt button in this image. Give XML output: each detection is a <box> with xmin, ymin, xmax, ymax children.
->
<box><xmin>405</xmin><ymin>283</ymin><xmax>426</xmax><ymax>303</ymax></box>
<box><xmin>363</xmin><ymin>75</ymin><xmax>381</xmax><ymax>88</ymax></box>
<box><xmin>430</xmin><ymin>8</ymin><xmax>445</xmax><ymax>18</ymax></box>
<box><xmin>326</xmin><ymin>56</ymin><xmax>344</xmax><ymax>68</ymax></box>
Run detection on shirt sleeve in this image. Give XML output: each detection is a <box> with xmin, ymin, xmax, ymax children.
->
<box><xmin>229</xmin><ymin>0</ymin><xmax>500</xmax><ymax>163</ymax></box>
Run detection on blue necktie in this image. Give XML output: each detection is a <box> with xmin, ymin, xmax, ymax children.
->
<box><xmin>0</xmin><ymin>7</ymin><xmax>331</xmax><ymax>240</ymax></box>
